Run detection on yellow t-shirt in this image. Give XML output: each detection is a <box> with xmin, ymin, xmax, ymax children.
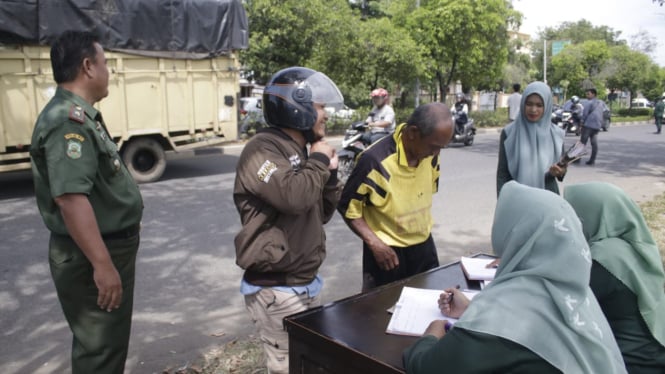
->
<box><xmin>337</xmin><ymin>124</ymin><xmax>439</xmax><ymax>247</ymax></box>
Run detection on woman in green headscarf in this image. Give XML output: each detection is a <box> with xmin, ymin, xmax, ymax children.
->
<box><xmin>564</xmin><ymin>182</ymin><xmax>665</xmax><ymax>373</ymax></box>
<box><xmin>497</xmin><ymin>81</ymin><xmax>567</xmax><ymax>196</ymax></box>
<box><xmin>403</xmin><ymin>181</ymin><xmax>627</xmax><ymax>374</ymax></box>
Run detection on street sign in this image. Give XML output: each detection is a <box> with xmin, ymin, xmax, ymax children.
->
<box><xmin>552</xmin><ymin>40</ymin><xmax>571</xmax><ymax>56</ymax></box>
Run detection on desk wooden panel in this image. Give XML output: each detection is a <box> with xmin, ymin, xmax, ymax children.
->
<box><xmin>285</xmin><ymin>257</ymin><xmax>489</xmax><ymax>374</ymax></box>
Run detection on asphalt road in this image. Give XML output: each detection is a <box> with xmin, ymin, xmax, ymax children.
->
<box><xmin>1</xmin><ymin>122</ymin><xmax>664</xmax><ymax>373</ymax></box>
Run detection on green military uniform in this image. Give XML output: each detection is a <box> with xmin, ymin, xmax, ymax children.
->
<box><xmin>654</xmin><ymin>99</ymin><xmax>664</xmax><ymax>134</ymax></box>
<box><xmin>30</xmin><ymin>87</ymin><xmax>143</xmax><ymax>374</ymax></box>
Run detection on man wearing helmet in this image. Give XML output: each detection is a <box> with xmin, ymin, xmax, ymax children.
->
<box><xmin>233</xmin><ymin>67</ymin><xmax>344</xmax><ymax>373</ymax></box>
<box><xmin>364</xmin><ymin>87</ymin><xmax>396</xmax><ymax>144</ymax></box>
<box><xmin>564</xmin><ymin>95</ymin><xmax>584</xmax><ymax>126</ymax></box>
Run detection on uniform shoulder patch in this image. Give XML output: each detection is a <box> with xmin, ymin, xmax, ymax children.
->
<box><xmin>66</xmin><ymin>139</ymin><xmax>83</xmax><ymax>159</ymax></box>
<box><xmin>64</xmin><ymin>133</ymin><xmax>85</xmax><ymax>142</ymax></box>
<box><xmin>68</xmin><ymin>105</ymin><xmax>85</xmax><ymax>124</ymax></box>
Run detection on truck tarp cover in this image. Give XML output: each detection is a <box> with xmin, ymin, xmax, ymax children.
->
<box><xmin>0</xmin><ymin>0</ymin><xmax>248</xmax><ymax>57</ymax></box>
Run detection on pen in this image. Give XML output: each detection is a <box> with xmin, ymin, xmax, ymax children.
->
<box><xmin>449</xmin><ymin>284</ymin><xmax>461</xmax><ymax>303</ymax></box>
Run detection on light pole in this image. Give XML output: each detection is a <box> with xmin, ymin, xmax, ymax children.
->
<box><xmin>543</xmin><ymin>39</ymin><xmax>547</xmax><ymax>84</ymax></box>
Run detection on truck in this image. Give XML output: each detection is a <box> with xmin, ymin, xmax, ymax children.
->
<box><xmin>0</xmin><ymin>0</ymin><xmax>248</xmax><ymax>182</ymax></box>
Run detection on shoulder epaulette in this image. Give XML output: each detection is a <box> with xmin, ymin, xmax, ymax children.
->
<box><xmin>68</xmin><ymin>105</ymin><xmax>85</xmax><ymax>124</ymax></box>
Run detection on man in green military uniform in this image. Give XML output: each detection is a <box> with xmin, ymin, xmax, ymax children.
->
<box><xmin>654</xmin><ymin>94</ymin><xmax>664</xmax><ymax>134</ymax></box>
<box><xmin>30</xmin><ymin>31</ymin><xmax>143</xmax><ymax>374</ymax></box>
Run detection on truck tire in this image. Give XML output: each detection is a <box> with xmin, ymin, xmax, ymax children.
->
<box><xmin>122</xmin><ymin>138</ymin><xmax>166</xmax><ymax>183</ymax></box>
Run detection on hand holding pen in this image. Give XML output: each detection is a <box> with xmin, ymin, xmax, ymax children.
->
<box><xmin>438</xmin><ymin>285</ymin><xmax>470</xmax><ymax>319</ymax></box>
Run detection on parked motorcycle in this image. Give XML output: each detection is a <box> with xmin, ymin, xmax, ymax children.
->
<box><xmin>338</xmin><ymin>120</ymin><xmax>371</xmax><ymax>184</ymax></box>
<box><xmin>449</xmin><ymin>111</ymin><xmax>476</xmax><ymax>146</ymax></box>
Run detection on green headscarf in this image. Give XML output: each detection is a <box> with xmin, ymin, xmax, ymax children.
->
<box><xmin>564</xmin><ymin>182</ymin><xmax>665</xmax><ymax>347</ymax></box>
<box><xmin>455</xmin><ymin>181</ymin><xmax>626</xmax><ymax>373</ymax></box>
<box><xmin>503</xmin><ymin>81</ymin><xmax>564</xmax><ymax>189</ymax></box>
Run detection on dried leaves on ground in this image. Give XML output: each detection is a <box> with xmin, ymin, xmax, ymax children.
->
<box><xmin>163</xmin><ymin>336</ymin><xmax>266</xmax><ymax>374</ymax></box>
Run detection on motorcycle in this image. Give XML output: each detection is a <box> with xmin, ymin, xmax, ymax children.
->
<box><xmin>551</xmin><ymin>108</ymin><xmax>581</xmax><ymax>136</ymax></box>
<box><xmin>337</xmin><ymin>120</ymin><xmax>371</xmax><ymax>184</ymax></box>
<box><xmin>449</xmin><ymin>111</ymin><xmax>476</xmax><ymax>146</ymax></box>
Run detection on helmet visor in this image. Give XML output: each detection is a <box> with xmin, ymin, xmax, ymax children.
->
<box><xmin>307</xmin><ymin>72</ymin><xmax>344</xmax><ymax>110</ymax></box>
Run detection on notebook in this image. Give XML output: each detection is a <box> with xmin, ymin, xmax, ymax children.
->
<box><xmin>460</xmin><ymin>256</ymin><xmax>497</xmax><ymax>281</ymax></box>
<box><xmin>386</xmin><ymin>286</ymin><xmax>478</xmax><ymax>336</ymax></box>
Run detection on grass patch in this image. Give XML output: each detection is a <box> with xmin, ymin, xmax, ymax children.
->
<box><xmin>611</xmin><ymin>115</ymin><xmax>651</xmax><ymax>123</ymax></box>
<box><xmin>640</xmin><ymin>191</ymin><xmax>665</xmax><ymax>269</ymax></box>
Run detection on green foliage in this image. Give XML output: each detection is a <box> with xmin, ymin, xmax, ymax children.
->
<box><xmin>616</xmin><ymin>108</ymin><xmax>652</xmax><ymax>117</ymax></box>
<box><xmin>399</xmin><ymin>0</ymin><xmax>516</xmax><ymax>99</ymax></box>
<box><xmin>241</xmin><ymin>0</ymin><xmax>354</xmax><ymax>84</ymax></box>
<box><xmin>469</xmin><ymin>109</ymin><xmax>509</xmax><ymax>127</ymax></box>
<box><xmin>604</xmin><ymin>44</ymin><xmax>655</xmax><ymax>104</ymax></box>
<box><xmin>549</xmin><ymin>40</ymin><xmax>611</xmax><ymax>96</ymax></box>
<box><xmin>635</xmin><ymin>64</ymin><xmax>665</xmax><ymax>102</ymax></box>
<box><xmin>309</xmin><ymin>17</ymin><xmax>426</xmax><ymax>108</ymax></box>
<box><xmin>531</xmin><ymin>20</ymin><xmax>623</xmax><ymax>81</ymax></box>
<box><xmin>242</xmin><ymin>0</ymin><xmax>426</xmax><ymax>109</ymax></box>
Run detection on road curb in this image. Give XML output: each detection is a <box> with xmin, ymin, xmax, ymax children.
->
<box><xmin>473</xmin><ymin>120</ymin><xmax>651</xmax><ymax>135</ymax></box>
<box><xmin>219</xmin><ymin>120</ymin><xmax>653</xmax><ymax>151</ymax></box>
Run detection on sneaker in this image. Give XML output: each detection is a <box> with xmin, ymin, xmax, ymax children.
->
<box><xmin>585</xmin><ymin>161</ymin><xmax>595</xmax><ymax>166</ymax></box>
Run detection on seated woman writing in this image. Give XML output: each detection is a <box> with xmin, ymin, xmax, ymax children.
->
<box><xmin>403</xmin><ymin>181</ymin><xmax>627</xmax><ymax>374</ymax></box>
<box><xmin>564</xmin><ymin>182</ymin><xmax>665</xmax><ymax>373</ymax></box>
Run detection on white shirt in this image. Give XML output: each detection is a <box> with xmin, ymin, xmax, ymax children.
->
<box><xmin>366</xmin><ymin>104</ymin><xmax>396</xmax><ymax>133</ymax></box>
<box><xmin>507</xmin><ymin>92</ymin><xmax>522</xmax><ymax>121</ymax></box>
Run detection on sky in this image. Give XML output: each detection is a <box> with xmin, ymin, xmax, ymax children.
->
<box><xmin>512</xmin><ymin>0</ymin><xmax>665</xmax><ymax>67</ymax></box>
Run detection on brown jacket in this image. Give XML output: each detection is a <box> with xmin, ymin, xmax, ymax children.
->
<box><xmin>233</xmin><ymin>128</ymin><xmax>341</xmax><ymax>286</ymax></box>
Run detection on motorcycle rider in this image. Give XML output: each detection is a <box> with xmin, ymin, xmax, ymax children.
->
<box><xmin>233</xmin><ymin>66</ymin><xmax>344</xmax><ymax>373</ymax></box>
<box><xmin>451</xmin><ymin>93</ymin><xmax>469</xmax><ymax>133</ymax></box>
<box><xmin>564</xmin><ymin>95</ymin><xmax>584</xmax><ymax>126</ymax></box>
<box><xmin>363</xmin><ymin>88</ymin><xmax>396</xmax><ymax>144</ymax></box>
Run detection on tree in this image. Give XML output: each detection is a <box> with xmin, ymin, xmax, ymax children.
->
<box><xmin>629</xmin><ymin>30</ymin><xmax>657</xmax><ymax>55</ymax></box>
<box><xmin>394</xmin><ymin>0</ymin><xmax>517</xmax><ymax>101</ymax></box>
<box><xmin>240</xmin><ymin>0</ymin><xmax>334</xmax><ymax>84</ymax></box>
<box><xmin>501</xmin><ymin>35</ymin><xmax>532</xmax><ymax>92</ymax></box>
<box><xmin>531</xmin><ymin>20</ymin><xmax>624</xmax><ymax>81</ymax></box>
<box><xmin>309</xmin><ymin>17</ymin><xmax>426</xmax><ymax>108</ymax></box>
<box><xmin>549</xmin><ymin>44</ymin><xmax>594</xmax><ymax>97</ymax></box>
<box><xmin>241</xmin><ymin>0</ymin><xmax>425</xmax><ymax>109</ymax></box>
<box><xmin>604</xmin><ymin>44</ymin><xmax>653</xmax><ymax>107</ymax></box>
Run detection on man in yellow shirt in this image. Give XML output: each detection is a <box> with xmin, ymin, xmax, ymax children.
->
<box><xmin>337</xmin><ymin>103</ymin><xmax>454</xmax><ymax>290</ymax></box>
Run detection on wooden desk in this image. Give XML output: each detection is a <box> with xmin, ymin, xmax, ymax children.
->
<box><xmin>285</xmin><ymin>257</ymin><xmax>488</xmax><ymax>374</ymax></box>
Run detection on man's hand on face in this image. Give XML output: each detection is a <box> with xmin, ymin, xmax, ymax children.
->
<box><xmin>311</xmin><ymin>140</ymin><xmax>335</xmax><ymax>160</ymax></box>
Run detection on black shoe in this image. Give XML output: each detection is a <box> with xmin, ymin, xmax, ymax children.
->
<box><xmin>586</xmin><ymin>161</ymin><xmax>595</xmax><ymax>166</ymax></box>
<box><xmin>656</xmin><ymin>131</ymin><xmax>661</xmax><ymax>134</ymax></box>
